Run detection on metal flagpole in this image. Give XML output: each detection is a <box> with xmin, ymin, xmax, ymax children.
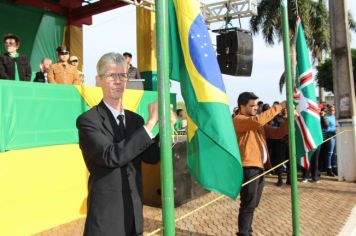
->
<box><xmin>155</xmin><ymin>0</ymin><xmax>176</xmax><ymax>235</ymax></box>
<box><xmin>280</xmin><ymin>0</ymin><xmax>300</xmax><ymax>235</ymax></box>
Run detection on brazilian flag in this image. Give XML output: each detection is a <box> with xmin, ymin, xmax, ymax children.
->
<box><xmin>169</xmin><ymin>0</ymin><xmax>243</xmax><ymax>198</ymax></box>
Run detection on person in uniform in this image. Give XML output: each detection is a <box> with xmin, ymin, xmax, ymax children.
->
<box><xmin>47</xmin><ymin>45</ymin><xmax>80</xmax><ymax>85</ymax></box>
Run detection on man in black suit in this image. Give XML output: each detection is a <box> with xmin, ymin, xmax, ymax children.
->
<box><xmin>33</xmin><ymin>58</ymin><xmax>52</xmax><ymax>83</ymax></box>
<box><xmin>123</xmin><ymin>52</ymin><xmax>141</xmax><ymax>80</ymax></box>
<box><xmin>76</xmin><ymin>52</ymin><xmax>169</xmax><ymax>236</ymax></box>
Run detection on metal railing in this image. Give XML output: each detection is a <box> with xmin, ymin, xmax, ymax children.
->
<box><xmin>117</xmin><ymin>0</ymin><xmax>258</xmax><ymax>24</ymax></box>
<box><xmin>200</xmin><ymin>0</ymin><xmax>258</xmax><ymax>24</ymax></box>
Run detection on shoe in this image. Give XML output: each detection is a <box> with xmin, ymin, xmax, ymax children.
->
<box><xmin>301</xmin><ymin>178</ymin><xmax>308</xmax><ymax>183</ymax></box>
<box><xmin>327</xmin><ymin>168</ymin><xmax>335</xmax><ymax>177</ymax></box>
<box><xmin>311</xmin><ymin>179</ymin><xmax>320</xmax><ymax>183</ymax></box>
<box><xmin>332</xmin><ymin>167</ymin><xmax>338</xmax><ymax>176</ymax></box>
<box><xmin>286</xmin><ymin>179</ymin><xmax>291</xmax><ymax>185</ymax></box>
<box><xmin>276</xmin><ymin>178</ymin><xmax>283</xmax><ymax>187</ymax></box>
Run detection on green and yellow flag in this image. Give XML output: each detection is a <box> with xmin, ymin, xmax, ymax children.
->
<box><xmin>169</xmin><ymin>0</ymin><xmax>243</xmax><ymax>198</ymax></box>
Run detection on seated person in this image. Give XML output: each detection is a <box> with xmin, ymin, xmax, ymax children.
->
<box><xmin>0</xmin><ymin>33</ymin><xmax>31</xmax><ymax>81</ymax></box>
<box><xmin>47</xmin><ymin>45</ymin><xmax>80</xmax><ymax>85</ymax></box>
<box><xmin>34</xmin><ymin>58</ymin><xmax>52</xmax><ymax>83</ymax></box>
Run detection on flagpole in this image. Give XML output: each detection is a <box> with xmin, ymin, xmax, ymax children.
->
<box><xmin>280</xmin><ymin>1</ymin><xmax>300</xmax><ymax>235</ymax></box>
<box><xmin>155</xmin><ymin>0</ymin><xmax>176</xmax><ymax>235</ymax></box>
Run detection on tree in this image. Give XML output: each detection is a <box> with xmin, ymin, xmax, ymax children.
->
<box><xmin>309</xmin><ymin>0</ymin><xmax>329</xmax><ymax>63</ymax></box>
<box><xmin>250</xmin><ymin>0</ymin><xmax>355</xmax><ymax>93</ymax></box>
<box><xmin>316</xmin><ymin>49</ymin><xmax>356</xmax><ymax>94</ymax></box>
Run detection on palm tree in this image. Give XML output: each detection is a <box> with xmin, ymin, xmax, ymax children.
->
<box><xmin>349</xmin><ymin>12</ymin><xmax>356</xmax><ymax>33</ymax></box>
<box><xmin>309</xmin><ymin>0</ymin><xmax>329</xmax><ymax>63</ymax></box>
<box><xmin>249</xmin><ymin>0</ymin><xmax>355</xmax><ymax>94</ymax></box>
<box><xmin>307</xmin><ymin>0</ymin><xmax>329</xmax><ymax>100</ymax></box>
<box><xmin>250</xmin><ymin>0</ymin><xmax>321</xmax><ymax>93</ymax></box>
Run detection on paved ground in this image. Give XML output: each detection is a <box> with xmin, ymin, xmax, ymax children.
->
<box><xmin>34</xmin><ymin>175</ymin><xmax>356</xmax><ymax>236</ymax></box>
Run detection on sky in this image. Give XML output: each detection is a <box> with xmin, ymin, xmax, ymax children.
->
<box><xmin>83</xmin><ymin>0</ymin><xmax>356</xmax><ymax>112</ymax></box>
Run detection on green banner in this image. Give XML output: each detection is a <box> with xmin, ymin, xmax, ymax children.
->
<box><xmin>0</xmin><ymin>80</ymin><xmax>171</xmax><ymax>152</ymax></box>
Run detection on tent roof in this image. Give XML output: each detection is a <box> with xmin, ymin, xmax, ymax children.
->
<box><xmin>8</xmin><ymin>0</ymin><xmax>129</xmax><ymax>25</ymax></box>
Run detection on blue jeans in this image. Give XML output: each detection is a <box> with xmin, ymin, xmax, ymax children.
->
<box><xmin>326</xmin><ymin>137</ymin><xmax>337</xmax><ymax>169</ymax></box>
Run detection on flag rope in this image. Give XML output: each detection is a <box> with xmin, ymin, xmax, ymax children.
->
<box><xmin>146</xmin><ymin>129</ymin><xmax>352</xmax><ymax>235</ymax></box>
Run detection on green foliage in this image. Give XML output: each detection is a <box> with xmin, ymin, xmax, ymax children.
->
<box><xmin>250</xmin><ymin>0</ymin><xmax>322</xmax><ymax>50</ymax></box>
<box><xmin>251</xmin><ymin>0</ymin><xmax>356</xmax><ymax>92</ymax></box>
<box><xmin>250</xmin><ymin>0</ymin><xmax>355</xmax><ymax>62</ymax></box>
<box><xmin>316</xmin><ymin>49</ymin><xmax>356</xmax><ymax>93</ymax></box>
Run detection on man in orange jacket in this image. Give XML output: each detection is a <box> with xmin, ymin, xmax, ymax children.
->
<box><xmin>233</xmin><ymin>92</ymin><xmax>288</xmax><ymax>236</ymax></box>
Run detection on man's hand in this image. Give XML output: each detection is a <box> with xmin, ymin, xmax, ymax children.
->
<box><xmin>146</xmin><ymin>100</ymin><xmax>159</xmax><ymax>131</ymax></box>
<box><xmin>280</xmin><ymin>101</ymin><xmax>287</xmax><ymax>109</ymax></box>
<box><xmin>145</xmin><ymin>101</ymin><xmax>178</xmax><ymax>131</ymax></box>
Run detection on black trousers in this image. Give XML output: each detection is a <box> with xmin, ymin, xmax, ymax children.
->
<box><xmin>237</xmin><ymin>167</ymin><xmax>265</xmax><ymax>236</ymax></box>
<box><xmin>269</xmin><ymin>140</ymin><xmax>288</xmax><ymax>175</ymax></box>
<box><xmin>302</xmin><ymin>146</ymin><xmax>321</xmax><ymax>181</ymax></box>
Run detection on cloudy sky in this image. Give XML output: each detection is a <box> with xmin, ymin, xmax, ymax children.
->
<box><xmin>83</xmin><ymin>0</ymin><xmax>356</xmax><ymax>111</ymax></box>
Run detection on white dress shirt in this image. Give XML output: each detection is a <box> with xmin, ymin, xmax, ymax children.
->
<box><xmin>103</xmin><ymin>101</ymin><xmax>154</xmax><ymax>139</ymax></box>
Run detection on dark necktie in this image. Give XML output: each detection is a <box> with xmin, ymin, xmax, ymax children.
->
<box><xmin>117</xmin><ymin>114</ymin><xmax>126</xmax><ymax>141</ymax></box>
<box><xmin>117</xmin><ymin>114</ymin><xmax>131</xmax><ymax>221</ymax></box>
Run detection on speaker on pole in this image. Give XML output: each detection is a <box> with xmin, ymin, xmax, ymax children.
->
<box><xmin>215</xmin><ymin>28</ymin><xmax>253</xmax><ymax>76</ymax></box>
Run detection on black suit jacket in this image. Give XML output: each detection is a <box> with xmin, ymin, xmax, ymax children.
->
<box><xmin>76</xmin><ymin>101</ymin><xmax>160</xmax><ymax>236</ymax></box>
<box><xmin>33</xmin><ymin>71</ymin><xmax>46</xmax><ymax>83</ymax></box>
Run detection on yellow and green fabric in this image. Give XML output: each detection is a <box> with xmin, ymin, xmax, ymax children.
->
<box><xmin>136</xmin><ymin>7</ymin><xmax>158</xmax><ymax>91</ymax></box>
<box><xmin>0</xmin><ymin>80</ymin><xmax>168</xmax><ymax>151</ymax></box>
<box><xmin>168</xmin><ymin>0</ymin><xmax>243</xmax><ymax>199</ymax></box>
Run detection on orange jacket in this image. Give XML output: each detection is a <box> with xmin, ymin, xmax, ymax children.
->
<box><xmin>233</xmin><ymin>104</ymin><xmax>288</xmax><ymax>168</ymax></box>
<box><xmin>48</xmin><ymin>62</ymin><xmax>80</xmax><ymax>85</ymax></box>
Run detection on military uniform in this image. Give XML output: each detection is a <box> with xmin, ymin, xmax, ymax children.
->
<box><xmin>48</xmin><ymin>62</ymin><xmax>80</xmax><ymax>85</ymax></box>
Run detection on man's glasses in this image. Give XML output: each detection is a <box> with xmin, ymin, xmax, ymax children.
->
<box><xmin>70</xmin><ymin>60</ymin><xmax>78</xmax><ymax>63</ymax></box>
<box><xmin>59</xmin><ymin>52</ymin><xmax>69</xmax><ymax>55</ymax></box>
<box><xmin>4</xmin><ymin>42</ymin><xmax>17</xmax><ymax>46</ymax></box>
<box><xmin>101</xmin><ymin>73</ymin><xmax>128</xmax><ymax>81</ymax></box>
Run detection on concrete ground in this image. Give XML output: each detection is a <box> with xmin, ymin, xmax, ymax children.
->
<box><xmin>34</xmin><ymin>175</ymin><xmax>356</xmax><ymax>236</ymax></box>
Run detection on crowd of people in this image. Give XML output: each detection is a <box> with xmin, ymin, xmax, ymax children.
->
<box><xmin>0</xmin><ymin>33</ymin><xmax>141</xmax><ymax>85</ymax></box>
<box><xmin>232</xmin><ymin>99</ymin><xmax>338</xmax><ymax>186</ymax></box>
<box><xmin>232</xmin><ymin>93</ymin><xmax>338</xmax><ymax>235</ymax></box>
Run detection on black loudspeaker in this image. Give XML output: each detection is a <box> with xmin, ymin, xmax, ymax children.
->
<box><xmin>217</xmin><ymin>30</ymin><xmax>253</xmax><ymax>55</ymax></box>
<box><xmin>217</xmin><ymin>54</ymin><xmax>253</xmax><ymax>77</ymax></box>
<box><xmin>216</xmin><ymin>30</ymin><xmax>253</xmax><ymax>76</ymax></box>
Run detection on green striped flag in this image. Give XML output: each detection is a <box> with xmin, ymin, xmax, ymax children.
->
<box><xmin>168</xmin><ymin>0</ymin><xmax>243</xmax><ymax>198</ymax></box>
<box><xmin>294</xmin><ymin>17</ymin><xmax>323</xmax><ymax>168</ymax></box>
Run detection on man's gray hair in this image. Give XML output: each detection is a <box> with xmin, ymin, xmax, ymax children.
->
<box><xmin>96</xmin><ymin>52</ymin><xmax>127</xmax><ymax>76</ymax></box>
<box><xmin>41</xmin><ymin>58</ymin><xmax>52</xmax><ymax>64</ymax></box>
